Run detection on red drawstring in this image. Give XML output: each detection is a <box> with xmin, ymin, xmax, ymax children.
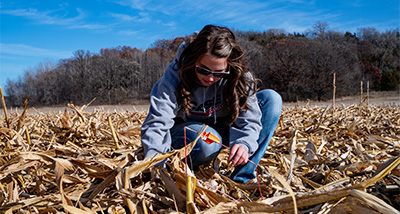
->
<box><xmin>183</xmin><ymin>126</ymin><xmax>264</xmax><ymax>200</ymax></box>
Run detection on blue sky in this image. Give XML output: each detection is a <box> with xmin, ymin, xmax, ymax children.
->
<box><xmin>1</xmin><ymin>0</ymin><xmax>399</xmax><ymax>93</ymax></box>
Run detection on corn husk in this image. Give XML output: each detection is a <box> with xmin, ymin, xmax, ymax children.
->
<box><xmin>1</xmin><ymin>98</ymin><xmax>399</xmax><ymax>213</ymax></box>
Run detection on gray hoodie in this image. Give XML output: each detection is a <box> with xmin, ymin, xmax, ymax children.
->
<box><xmin>141</xmin><ymin>41</ymin><xmax>262</xmax><ymax>159</ymax></box>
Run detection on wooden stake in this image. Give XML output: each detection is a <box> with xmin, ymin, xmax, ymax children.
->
<box><xmin>360</xmin><ymin>81</ymin><xmax>363</xmax><ymax>105</ymax></box>
<box><xmin>367</xmin><ymin>81</ymin><xmax>369</xmax><ymax>107</ymax></box>
<box><xmin>332</xmin><ymin>73</ymin><xmax>336</xmax><ymax>113</ymax></box>
<box><xmin>0</xmin><ymin>87</ymin><xmax>10</xmax><ymax>128</ymax></box>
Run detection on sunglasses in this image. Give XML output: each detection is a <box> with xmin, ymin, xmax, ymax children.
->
<box><xmin>195</xmin><ymin>65</ymin><xmax>230</xmax><ymax>78</ymax></box>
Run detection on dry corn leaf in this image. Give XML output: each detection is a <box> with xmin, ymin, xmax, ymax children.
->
<box><xmin>1</xmin><ymin>100</ymin><xmax>399</xmax><ymax>213</ymax></box>
<box><xmin>348</xmin><ymin>189</ymin><xmax>399</xmax><ymax>214</ymax></box>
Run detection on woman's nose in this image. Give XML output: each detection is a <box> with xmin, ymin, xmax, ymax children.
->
<box><xmin>207</xmin><ymin>74</ymin><xmax>215</xmax><ymax>81</ymax></box>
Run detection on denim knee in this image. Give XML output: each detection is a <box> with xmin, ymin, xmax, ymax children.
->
<box><xmin>171</xmin><ymin>122</ymin><xmax>222</xmax><ymax>169</ymax></box>
<box><xmin>257</xmin><ymin>89</ymin><xmax>282</xmax><ymax>115</ymax></box>
<box><xmin>190</xmin><ymin>137</ymin><xmax>222</xmax><ymax>168</ymax></box>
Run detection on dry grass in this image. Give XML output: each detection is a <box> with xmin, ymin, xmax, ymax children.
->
<box><xmin>1</xmin><ymin>99</ymin><xmax>399</xmax><ymax>213</ymax></box>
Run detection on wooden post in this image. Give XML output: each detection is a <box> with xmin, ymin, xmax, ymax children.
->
<box><xmin>332</xmin><ymin>73</ymin><xmax>336</xmax><ymax>112</ymax></box>
<box><xmin>367</xmin><ymin>81</ymin><xmax>369</xmax><ymax>107</ymax></box>
<box><xmin>0</xmin><ymin>87</ymin><xmax>10</xmax><ymax>128</ymax></box>
<box><xmin>360</xmin><ymin>81</ymin><xmax>363</xmax><ymax>105</ymax></box>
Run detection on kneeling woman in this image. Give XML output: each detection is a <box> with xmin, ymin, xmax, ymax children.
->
<box><xmin>141</xmin><ymin>25</ymin><xmax>282</xmax><ymax>184</ymax></box>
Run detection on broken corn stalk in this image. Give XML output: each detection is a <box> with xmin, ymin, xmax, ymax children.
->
<box><xmin>186</xmin><ymin>175</ymin><xmax>199</xmax><ymax>214</ymax></box>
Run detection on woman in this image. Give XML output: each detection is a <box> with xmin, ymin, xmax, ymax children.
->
<box><xmin>141</xmin><ymin>25</ymin><xmax>282</xmax><ymax>184</ymax></box>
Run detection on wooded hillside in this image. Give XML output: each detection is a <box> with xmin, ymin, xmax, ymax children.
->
<box><xmin>4</xmin><ymin>22</ymin><xmax>399</xmax><ymax>107</ymax></box>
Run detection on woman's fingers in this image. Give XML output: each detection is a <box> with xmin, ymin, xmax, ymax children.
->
<box><xmin>228</xmin><ymin>144</ymin><xmax>249</xmax><ymax>166</ymax></box>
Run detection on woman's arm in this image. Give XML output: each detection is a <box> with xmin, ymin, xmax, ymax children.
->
<box><xmin>229</xmin><ymin>73</ymin><xmax>262</xmax><ymax>157</ymax></box>
<box><xmin>140</xmin><ymin>60</ymin><xmax>181</xmax><ymax>158</ymax></box>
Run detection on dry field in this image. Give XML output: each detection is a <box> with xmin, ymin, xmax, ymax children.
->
<box><xmin>2</xmin><ymin>90</ymin><xmax>399</xmax><ymax>115</ymax></box>
<box><xmin>0</xmin><ymin>93</ymin><xmax>399</xmax><ymax>213</ymax></box>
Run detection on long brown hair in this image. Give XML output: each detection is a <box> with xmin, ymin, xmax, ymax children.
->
<box><xmin>177</xmin><ymin>25</ymin><xmax>257</xmax><ymax>125</ymax></box>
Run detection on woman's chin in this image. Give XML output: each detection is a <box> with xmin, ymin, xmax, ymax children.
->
<box><xmin>202</xmin><ymin>81</ymin><xmax>214</xmax><ymax>86</ymax></box>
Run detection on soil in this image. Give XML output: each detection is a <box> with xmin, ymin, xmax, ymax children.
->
<box><xmin>284</xmin><ymin>90</ymin><xmax>400</xmax><ymax>107</ymax></box>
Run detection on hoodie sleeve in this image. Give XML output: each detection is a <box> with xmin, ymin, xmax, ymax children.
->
<box><xmin>140</xmin><ymin>42</ymin><xmax>186</xmax><ymax>158</ymax></box>
<box><xmin>229</xmin><ymin>74</ymin><xmax>262</xmax><ymax>156</ymax></box>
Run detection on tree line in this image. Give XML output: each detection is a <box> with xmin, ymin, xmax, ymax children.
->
<box><xmin>4</xmin><ymin>22</ymin><xmax>400</xmax><ymax>107</ymax></box>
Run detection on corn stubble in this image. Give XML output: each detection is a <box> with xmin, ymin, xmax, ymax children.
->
<box><xmin>0</xmin><ymin>98</ymin><xmax>399</xmax><ymax>213</ymax></box>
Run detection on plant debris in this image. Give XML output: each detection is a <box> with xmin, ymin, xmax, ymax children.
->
<box><xmin>1</xmin><ymin>98</ymin><xmax>399</xmax><ymax>213</ymax></box>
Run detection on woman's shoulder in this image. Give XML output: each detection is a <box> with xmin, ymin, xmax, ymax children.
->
<box><xmin>243</xmin><ymin>71</ymin><xmax>256</xmax><ymax>80</ymax></box>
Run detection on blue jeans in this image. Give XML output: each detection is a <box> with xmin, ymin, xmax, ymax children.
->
<box><xmin>170</xmin><ymin>89</ymin><xmax>282</xmax><ymax>183</ymax></box>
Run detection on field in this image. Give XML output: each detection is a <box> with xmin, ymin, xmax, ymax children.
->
<box><xmin>0</xmin><ymin>92</ymin><xmax>399</xmax><ymax>213</ymax></box>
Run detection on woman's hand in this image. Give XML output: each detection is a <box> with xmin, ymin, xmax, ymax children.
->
<box><xmin>228</xmin><ymin>144</ymin><xmax>249</xmax><ymax>167</ymax></box>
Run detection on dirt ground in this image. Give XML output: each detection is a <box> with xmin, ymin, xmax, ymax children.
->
<box><xmin>284</xmin><ymin>90</ymin><xmax>400</xmax><ymax>107</ymax></box>
<box><xmin>1</xmin><ymin>91</ymin><xmax>399</xmax><ymax>115</ymax></box>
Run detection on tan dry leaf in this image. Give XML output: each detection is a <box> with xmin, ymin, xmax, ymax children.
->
<box><xmin>63</xmin><ymin>204</ymin><xmax>96</xmax><ymax>214</ymax></box>
<box><xmin>16</xmin><ymin>96</ymin><xmax>29</xmax><ymax>132</ymax></box>
<box><xmin>61</xmin><ymin>109</ymin><xmax>73</xmax><ymax>130</ymax></box>
<box><xmin>348</xmin><ymin>189</ymin><xmax>400</xmax><ymax>214</ymax></box>
<box><xmin>304</xmin><ymin>141</ymin><xmax>318</xmax><ymax>165</ymax></box>
<box><xmin>157</xmin><ymin>168</ymin><xmax>186</xmax><ymax>210</ymax></box>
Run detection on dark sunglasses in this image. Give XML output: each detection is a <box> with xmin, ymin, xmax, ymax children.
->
<box><xmin>195</xmin><ymin>65</ymin><xmax>230</xmax><ymax>78</ymax></box>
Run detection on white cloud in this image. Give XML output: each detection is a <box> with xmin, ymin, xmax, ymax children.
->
<box><xmin>129</xmin><ymin>0</ymin><xmax>151</xmax><ymax>10</ymax></box>
<box><xmin>112</xmin><ymin>0</ymin><xmax>152</xmax><ymax>10</ymax></box>
<box><xmin>108</xmin><ymin>0</ymin><xmax>399</xmax><ymax>35</ymax></box>
<box><xmin>1</xmin><ymin>7</ymin><xmax>105</xmax><ymax>30</ymax></box>
<box><xmin>189</xmin><ymin>0</ymin><xmax>339</xmax><ymax>32</ymax></box>
<box><xmin>110</xmin><ymin>12</ymin><xmax>137</xmax><ymax>21</ymax></box>
<box><xmin>118</xmin><ymin>30</ymin><xmax>140</xmax><ymax>36</ymax></box>
<box><xmin>162</xmin><ymin>21</ymin><xmax>176</xmax><ymax>27</ymax></box>
<box><xmin>110</xmin><ymin>12</ymin><xmax>151</xmax><ymax>23</ymax></box>
<box><xmin>0</xmin><ymin>43</ymin><xmax>72</xmax><ymax>58</ymax></box>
